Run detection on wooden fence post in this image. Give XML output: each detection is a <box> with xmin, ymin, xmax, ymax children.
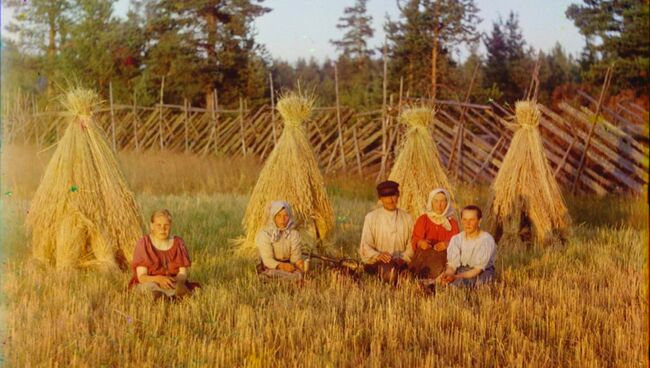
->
<box><xmin>554</xmin><ymin>136</ymin><xmax>577</xmax><ymax>179</ymax></box>
<box><xmin>269</xmin><ymin>73</ymin><xmax>277</xmax><ymax>145</ymax></box>
<box><xmin>158</xmin><ymin>76</ymin><xmax>165</xmax><ymax>150</ymax></box>
<box><xmin>572</xmin><ymin>66</ymin><xmax>613</xmax><ymax>194</ymax></box>
<box><xmin>184</xmin><ymin>98</ymin><xmax>189</xmax><ymax>153</ymax></box>
<box><xmin>398</xmin><ymin>76</ymin><xmax>404</xmax><ymax>115</ymax></box>
<box><xmin>109</xmin><ymin>81</ymin><xmax>116</xmax><ymax>150</ymax></box>
<box><xmin>214</xmin><ymin>89</ymin><xmax>219</xmax><ymax>153</ymax></box>
<box><xmin>447</xmin><ymin>63</ymin><xmax>479</xmax><ymax>181</ymax></box>
<box><xmin>31</xmin><ymin>93</ymin><xmax>39</xmax><ymax>149</ymax></box>
<box><xmin>377</xmin><ymin>37</ymin><xmax>389</xmax><ymax>182</ymax></box>
<box><xmin>239</xmin><ymin>97</ymin><xmax>247</xmax><ymax>156</ymax></box>
<box><xmin>352</xmin><ymin>125</ymin><xmax>362</xmax><ymax>176</ymax></box>
<box><xmin>470</xmin><ymin>136</ymin><xmax>504</xmax><ymax>184</ymax></box>
<box><xmin>205</xmin><ymin>88</ymin><xmax>218</xmax><ymax>155</ymax></box>
<box><xmin>132</xmin><ymin>91</ymin><xmax>139</xmax><ymax>152</ymax></box>
<box><xmin>334</xmin><ymin>63</ymin><xmax>346</xmax><ymax>167</ymax></box>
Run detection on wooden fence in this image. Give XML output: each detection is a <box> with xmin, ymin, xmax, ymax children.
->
<box><xmin>2</xmin><ymin>92</ymin><xmax>648</xmax><ymax>195</ymax></box>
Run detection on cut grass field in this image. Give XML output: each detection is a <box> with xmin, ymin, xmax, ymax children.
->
<box><xmin>0</xmin><ymin>145</ymin><xmax>648</xmax><ymax>367</ymax></box>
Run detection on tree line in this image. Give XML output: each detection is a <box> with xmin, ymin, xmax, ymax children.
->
<box><xmin>2</xmin><ymin>0</ymin><xmax>648</xmax><ymax>110</ymax></box>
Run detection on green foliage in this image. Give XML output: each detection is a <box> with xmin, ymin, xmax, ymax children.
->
<box><xmin>3</xmin><ymin>0</ymin><xmax>647</xmax><ymax>110</ymax></box>
<box><xmin>331</xmin><ymin>0</ymin><xmax>374</xmax><ymax>60</ymax></box>
<box><xmin>140</xmin><ymin>0</ymin><xmax>271</xmax><ymax>107</ymax></box>
<box><xmin>483</xmin><ymin>11</ymin><xmax>536</xmax><ymax>104</ymax></box>
<box><xmin>537</xmin><ymin>43</ymin><xmax>581</xmax><ymax>104</ymax></box>
<box><xmin>566</xmin><ymin>0</ymin><xmax>650</xmax><ymax>95</ymax></box>
<box><xmin>330</xmin><ymin>0</ymin><xmax>380</xmax><ymax>109</ymax></box>
<box><xmin>385</xmin><ymin>0</ymin><xmax>480</xmax><ymax>98</ymax></box>
<box><xmin>61</xmin><ymin>0</ymin><xmax>119</xmax><ymax>90</ymax></box>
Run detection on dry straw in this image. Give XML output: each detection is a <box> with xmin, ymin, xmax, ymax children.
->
<box><xmin>388</xmin><ymin>106</ymin><xmax>454</xmax><ymax>218</ymax></box>
<box><xmin>485</xmin><ymin>100</ymin><xmax>571</xmax><ymax>243</ymax></box>
<box><xmin>239</xmin><ymin>91</ymin><xmax>334</xmax><ymax>254</ymax></box>
<box><xmin>26</xmin><ymin>87</ymin><xmax>144</xmax><ymax>271</ymax></box>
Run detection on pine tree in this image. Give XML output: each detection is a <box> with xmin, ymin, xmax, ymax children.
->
<box><xmin>61</xmin><ymin>0</ymin><xmax>119</xmax><ymax>92</ymax></box>
<box><xmin>4</xmin><ymin>0</ymin><xmax>73</xmax><ymax>94</ymax></box>
<box><xmin>537</xmin><ymin>43</ymin><xmax>579</xmax><ymax>104</ymax></box>
<box><xmin>386</xmin><ymin>0</ymin><xmax>480</xmax><ymax>99</ymax></box>
<box><xmin>330</xmin><ymin>0</ymin><xmax>377</xmax><ymax>108</ymax></box>
<box><xmin>483</xmin><ymin>12</ymin><xmax>533</xmax><ymax>104</ymax></box>
<box><xmin>331</xmin><ymin>0</ymin><xmax>374</xmax><ymax>60</ymax></box>
<box><xmin>142</xmin><ymin>0</ymin><xmax>271</xmax><ymax>107</ymax></box>
<box><xmin>566</xmin><ymin>0</ymin><xmax>649</xmax><ymax>94</ymax></box>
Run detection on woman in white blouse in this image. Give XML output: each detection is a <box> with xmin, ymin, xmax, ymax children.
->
<box><xmin>255</xmin><ymin>201</ymin><xmax>306</xmax><ymax>281</ymax></box>
<box><xmin>440</xmin><ymin>205</ymin><xmax>496</xmax><ymax>287</ymax></box>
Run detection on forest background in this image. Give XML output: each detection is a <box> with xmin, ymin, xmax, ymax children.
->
<box><xmin>2</xmin><ymin>0</ymin><xmax>649</xmax><ymax>112</ymax></box>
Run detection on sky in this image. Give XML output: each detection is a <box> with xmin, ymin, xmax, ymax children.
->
<box><xmin>3</xmin><ymin>0</ymin><xmax>586</xmax><ymax>64</ymax></box>
<box><xmin>247</xmin><ymin>0</ymin><xmax>584</xmax><ymax>63</ymax></box>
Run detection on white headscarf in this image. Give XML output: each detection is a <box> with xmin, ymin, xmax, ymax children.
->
<box><xmin>263</xmin><ymin>200</ymin><xmax>295</xmax><ymax>242</ymax></box>
<box><xmin>425</xmin><ymin>188</ymin><xmax>455</xmax><ymax>231</ymax></box>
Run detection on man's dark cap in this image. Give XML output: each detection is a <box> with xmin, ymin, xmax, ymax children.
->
<box><xmin>376</xmin><ymin>180</ymin><xmax>400</xmax><ymax>197</ymax></box>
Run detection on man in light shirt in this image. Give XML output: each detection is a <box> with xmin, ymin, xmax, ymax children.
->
<box><xmin>440</xmin><ymin>205</ymin><xmax>496</xmax><ymax>287</ymax></box>
<box><xmin>359</xmin><ymin>180</ymin><xmax>414</xmax><ymax>284</ymax></box>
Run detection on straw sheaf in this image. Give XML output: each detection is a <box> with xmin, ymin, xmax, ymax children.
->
<box><xmin>399</xmin><ymin>106</ymin><xmax>435</xmax><ymax>128</ymax></box>
<box><xmin>60</xmin><ymin>88</ymin><xmax>100</xmax><ymax>120</ymax></box>
<box><xmin>239</xmin><ymin>92</ymin><xmax>334</xmax><ymax>254</ymax></box>
<box><xmin>514</xmin><ymin>100</ymin><xmax>541</xmax><ymax>128</ymax></box>
<box><xmin>26</xmin><ymin>88</ymin><xmax>145</xmax><ymax>270</ymax></box>
<box><xmin>276</xmin><ymin>92</ymin><xmax>315</xmax><ymax>127</ymax></box>
<box><xmin>388</xmin><ymin>106</ymin><xmax>454</xmax><ymax>219</ymax></box>
<box><xmin>486</xmin><ymin>101</ymin><xmax>571</xmax><ymax>243</ymax></box>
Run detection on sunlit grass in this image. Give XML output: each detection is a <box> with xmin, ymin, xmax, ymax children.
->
<box><xmin>1</xmin><ymin>191</ymin><xmax>647</xmax><ymax>367</ymax></box>
<box><xmin>0</xmin><ymin>145</ymin><xmax>647</xmax><ymax>366</ymax></box>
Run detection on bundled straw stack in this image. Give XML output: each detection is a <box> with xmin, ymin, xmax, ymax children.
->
<box><xmin>26</xmin><ymin>88</ymin><xmax>144</xmax><ymax>271</ymax></box>
<box><xmin>240</xmin><ymin>91</ymin><xmax>334</xmax><ymax>253</ymax></box>
<box><xmin>486</xmin><ymin>101</ymin><xmax>571</xmax><ymax>243</ymax></box>
<box><xmin>388</xmin><ymin>106</ymin><xmax>453</xmax><ymax>218</ymax></box>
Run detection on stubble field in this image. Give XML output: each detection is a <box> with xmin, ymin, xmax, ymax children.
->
<box><xmin>0</xmin><ymin>144</ymin><xmax>647</xmax><ymax>367</ymax></box>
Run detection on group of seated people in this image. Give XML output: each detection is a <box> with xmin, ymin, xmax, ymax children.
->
<box><xmin>355</xmin><ymin>180</ymin><xmax>495</xmax><ymax>289</ymax></box>
<box><xmin>129</xmin><ymin>180</ymin><xmax>496</xmax><ymax>299</ymax></box>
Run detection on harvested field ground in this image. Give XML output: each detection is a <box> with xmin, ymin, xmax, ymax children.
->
<box><xmin>0</xmin><ymin>145</ymin><xmax>647</xmax><ymax>367</ymax></box>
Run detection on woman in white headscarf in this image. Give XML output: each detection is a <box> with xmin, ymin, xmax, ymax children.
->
<box><xmin>255</xmin><ymin>201</ymin><xmax>305</xmax><ymax>280</ymax></box>
<box><xmin>409</xmin><ymin>188</ymin><xmax>459</xmax><ymax>284</ymax></box>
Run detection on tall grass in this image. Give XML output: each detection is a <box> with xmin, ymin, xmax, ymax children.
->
<box><xmin>0</xmin><ymin>145</ymin><xmax>647</xmax><ymax>367</ymax></box>
<box><xmin>1</xmin><ymin>144</ymin><xmax>262</xmax><ymax>197</ymax></box>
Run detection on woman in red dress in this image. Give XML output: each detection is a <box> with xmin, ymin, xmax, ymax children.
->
<box><xmin>129</xmin><ymin>209</ymin><xmax>199</xmax><ymax>299</ymax></box>
<box><xmin>410</xmin><ymin>188</ymin><xmax>459</xmax><ymax>283</ymax></box>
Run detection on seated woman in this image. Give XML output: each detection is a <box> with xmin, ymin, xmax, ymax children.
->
<box><xmin>410</xmin><ymin>189</ymin><xmax>460</xmax><ymax>286</ymax></box>
<box><xmin>440</xmin><ymin>205</ymin><xmax>496</xmax><ymax>287</ymax></box>
<box><xmin>129</xmin><ymin>209</ymin><xmax>200</xmax><ymax>298</ymax></box>
<box><xmin>256</xmin><ymin>201</ymin><xmax>305</xmax><ymax>281</ymax></box>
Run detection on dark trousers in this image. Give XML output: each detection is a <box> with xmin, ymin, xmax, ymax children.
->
<box><xmin>364</xmin><ymin>259</ymin><xmax>408</xmax><ymax>284</ymax></box>
<box><xmin>450</xmin><ymin>265</ymin><xmax>495</xmax><ymax>287</ymax></box>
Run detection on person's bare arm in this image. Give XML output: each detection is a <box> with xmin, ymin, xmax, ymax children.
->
<box><xmin>442</xmin><ymin>265</ymin><xmax>455</xmax><ymax>277</ymax></box>
<box><xmin>455</xmin><ymin>267</ymin><xmax>483</xmax><ymax>280</ymax></box>
<box><xmin>176</xmin><ymin>267</ymin><xmax>188</xmax><ymax>282</ymax></box>
<box><xmin>438</xmin><ymin>265</ymin><xmax>457</xmax><ymax>283</ymax></box>
<box><xmin>137</xmin><ymin>266</ymin><xmax>174</xmax><ymax>289</ymax></box>
<box><xmin>417</xmin><ymin>240</ymin><xmax>432</xmax><ymax>250</ymax></box>
<box><xmin>294</xmin><ymin>259</ymin><xmax>305</xmax><ymax>272</ymax></box>
<box><xmin>433</xmin><ymin>241</ymin><xmax>448</xmax><ymax>251</ymax></box>
<box><xmin>277</xmin><ymin>262</ymin><xmax>296</xmax><ymax>272</ymax></box>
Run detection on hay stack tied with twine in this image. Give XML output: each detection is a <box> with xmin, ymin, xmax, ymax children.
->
<box><xmin>486</xmin><ymin>100</ymin><xmax>571</xmax><ymax>243</ymax></box>
<box><xmin>388</xmin><ymin>106</ymin><xmax>453</xmax><ymax>218</ymax></box>
<box><xmin>26</xmin><ymin>88</ymin><xmax>144</xmax><ymax>271</ymax></box>
<box><xmin>240</xmin><ymin>91</ymin><xmax>334</xmax><ymax>254</ymax></box>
